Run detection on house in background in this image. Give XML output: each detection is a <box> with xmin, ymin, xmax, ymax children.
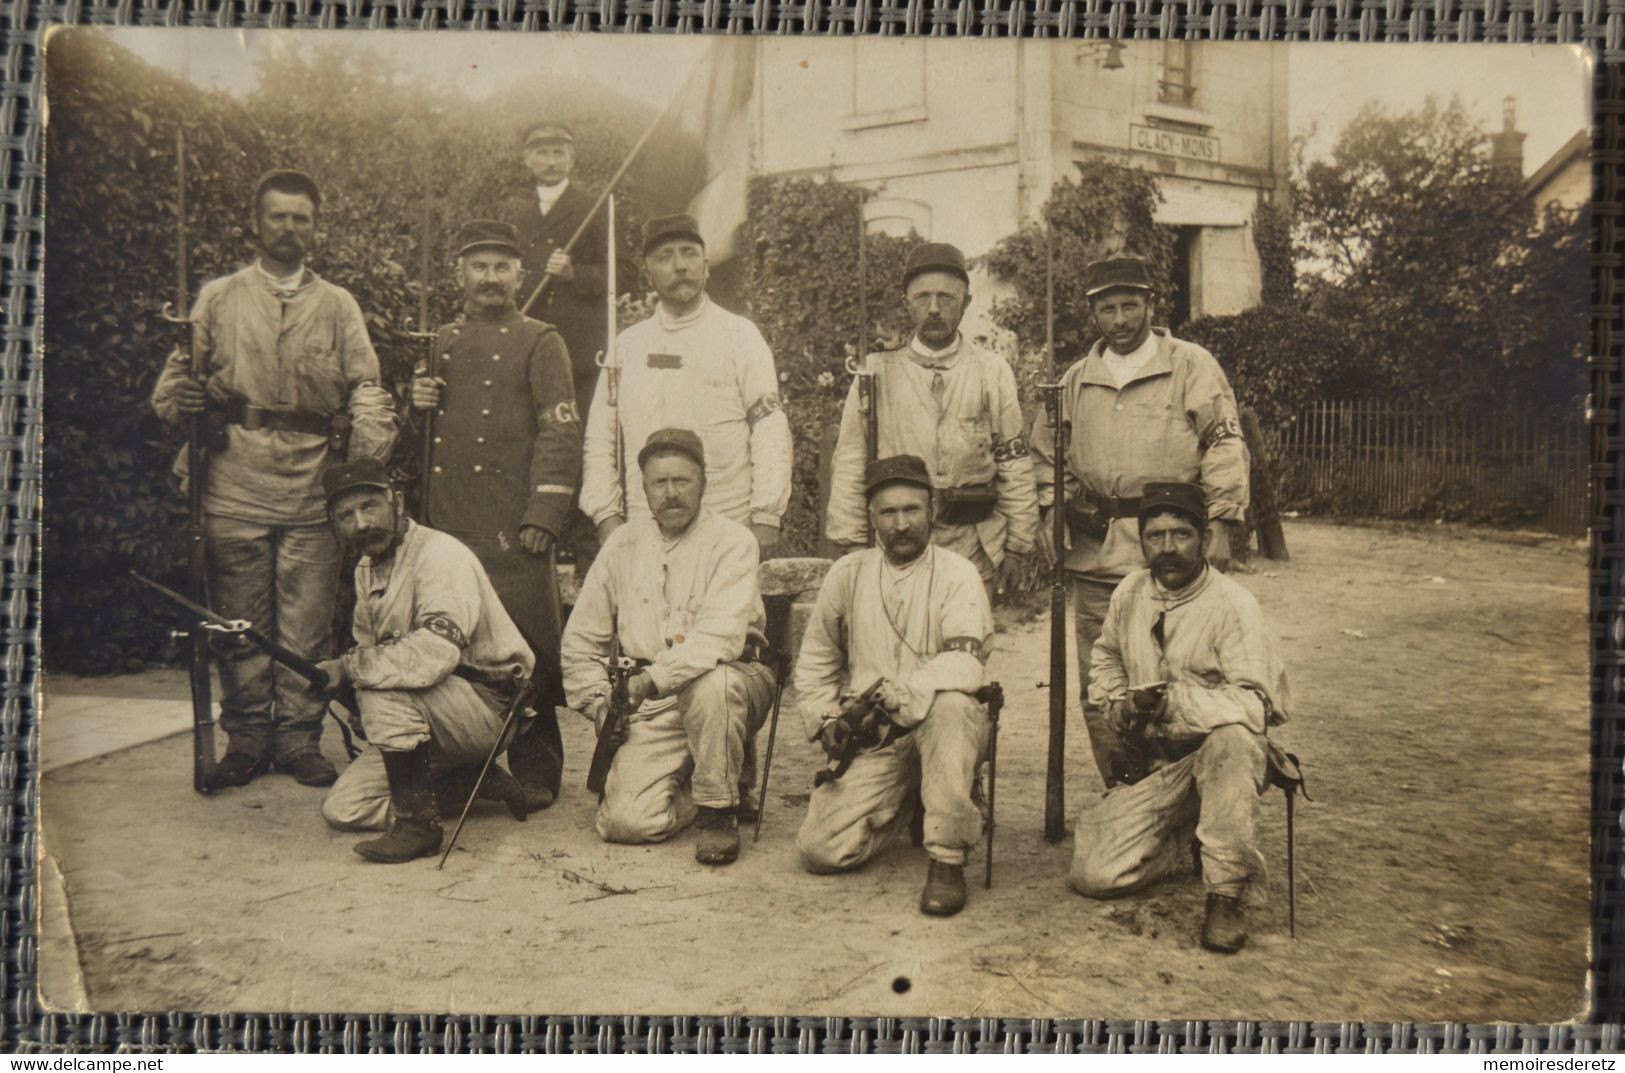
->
<box><xmin>747</xmin><ymin>40</ymin><xmax>1292</xmax><ymax>332</ymax></box>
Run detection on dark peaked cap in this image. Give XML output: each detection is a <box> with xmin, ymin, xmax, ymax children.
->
<box><xmin>643</xmin><ymin>214</ymin><xmax>705</xmax><ymax>255</ymax></box>
<box><xmin>1084</xmin><ymin>255</ymin><xmax>1155</xmax><ymax>297</ymax></box>
<box><xmin>1137</xmin><ymin>481</ymin><xmax>1207</xmax><ymax>527</ymax></box>
<box><xmin>865</xmin><ymin>454</ymin><xmax>934</xmax><ymax>499</ymax></box>
<box><xmin>457</xmin><ymin>219</ymin><xmax>522</xmax><ymax>259</ymax></box>
<box><xmin>903</xmin><ymin>242</ymin><xmax>969</xmax><ymax>288</ymax></box>
<box><xmin>638</xmin><ymin>427</ymin><xmax>707</xmax><ymax>471</ymax></box>
<box><xmin>323</xmin><ymin>457</ymin><xmax>392</xmax><ymax>506</ymax></box>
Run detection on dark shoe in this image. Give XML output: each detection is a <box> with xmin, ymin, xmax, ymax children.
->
<box><xmin>1200</xmin><ymin>892</ymin><xmax>1248</xmax><ymax>953</ymax></box>
<box><xmin>478</xmin><ymin>764</ymin><xmax>531</xmax><ymax>822</ymax></box>
<box><xmin>355</xmin><ymin>746</ymin><xmax>443</xmax><ymax>864</ymax></box>
<box><xmin>275</xmin><ymin>752</ymin><xmax>338</xmax><ymax>788</ymax></box>
<box><xmin>694</xmin><ymin>806</ymin><xmax>740</xmax><ymax>865</ymax></box>
<box><xmin>920</xmin><ymin>859</ymin><xmax>967</xmax><ymax>916</ymax></box>
<box><xmin>519</xmin><ymin>784</ymin><xmax>557</xmax><ymax>813</ymax></box>
<box><xmin>216</xmin><ymin>751</ymin><xmax>270</xmax><ymax>788</ymax></box>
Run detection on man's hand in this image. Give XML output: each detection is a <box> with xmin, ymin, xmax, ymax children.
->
<box><xmin>411</xmin><ymin>376</ymin><xmax>445</xmax><ymax>412</ymax></box>
<box><xmin>518</xmin><ymin>525</ymin><xmax>553</xmax><ymax>556</ymax></box>
<box><xmin>995</xmin><ymin>551</ymin><xmax>1027</xmax><ymax>596</ymax></box>
<box><xmin>596</xmin><ymin>516</ymin><xmax>625</xmax><ymax>543</ymax></box>
<box><xmin>313</xmin><ymin>657</ymin><xmax>350</xmax><ymax>695</ymax></box>
<box><xmin>751</xmin><ymin>523</ymin><xmax>781</xmax><ymax>553</ymax></box>
<box><xmin>1207</xmin><ymin>519</ymin><xmax>1238</xmax><ymax>569</ymax></box>
<box><xmin>876</xmin><ymin>679</ymin><xmax>903</xmax><ymax>715</ymax></box>
<box><xmin>626</xmin><ymin>669</ymin><xmax>658</xmax><ymax>711</ymax></box>
<box><xmin>544</xmin><ymin>250</ymin><xmax>575</xmax><ymax>281</ymax></box>
<box><xmin>170</xmin><ymin>377</ymin><xmax>208</xmax><ymax>416</ymax></box>
<box><xmin>815</xmin><ymin>718</ymin><xmax>852</xmax><ymax>761</ymax></box>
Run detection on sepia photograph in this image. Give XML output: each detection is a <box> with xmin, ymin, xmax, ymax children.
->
<box><xmin>39</xmin><ymin>31</ymin><xmax>1592</xmax><ymax>1022</ymax></box>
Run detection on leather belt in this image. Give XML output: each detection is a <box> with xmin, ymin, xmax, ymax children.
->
<box><xmin>454</xmin><ymin>665</ymin><xmax>523</xmax><ymax>696</ymax></box>
<box><xmin>214</xmin><ymin>399</ymin><xmax>336</xmax><ymax>436</ymax></box>
<box><xmin>1085</xmin><ymin>490</ymin><xmax>1143</xmax><ymax>520</ymax></box>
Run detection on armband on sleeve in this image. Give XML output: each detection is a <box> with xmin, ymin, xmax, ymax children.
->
<box><xmin>543</xmin><ymin>400</ymin><xmax>581</xmax><ymax>426</ymax></box>
<box><xmin>993</xmin><ymin>435</ymin><xmax>1029</xmax><ymax>462</ymax></box>
<box><xmin>1199</xmin><ymin>416</ymin><xmax>1242</xmax><ymax>450</ymax></box>
<box><xmin>746</xmin><ymin>393</ymin><xmax>784</xmax><ymax>427</ymax></box>
<box><xmin>419</xmin><ymin>613</ymin><xmax>468</xmax><ymax>649</ymax></box>
<box><xmin>942</xmin><ymin>636</ymin><xmax>985</xmax><ymax>660</ymax></box>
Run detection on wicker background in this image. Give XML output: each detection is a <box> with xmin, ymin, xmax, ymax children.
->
<box><xmin>3</xmin><ymin>12</ymin><xmax>1618</xmax><ymax>1054</ymax></box>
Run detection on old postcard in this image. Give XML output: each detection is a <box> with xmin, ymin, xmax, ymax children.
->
<box><xmin>39</xmin><ymin>31</ymin><xmax>1592</xmax><ymax>1022</ymax></box>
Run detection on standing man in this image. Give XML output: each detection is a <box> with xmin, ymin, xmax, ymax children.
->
<box><xmin>796</xmin><ymin>455</ymin><xmax>994</xmax><ymax>917</ymax></box>
<box><xmin>561</xmin><ymin>429</ymin><xmax>777</xmax><ymax>865</ymax></box>
<box><xmin>410</xmin><ymin>219</ymin><xmax>580</xmax><ymax>812</ymax></box>
<box><xmin>826</xmin><ymin>243</ymin><xmax>1039</xmax><ymax>598</ymax></box>
<box><xmin>316</xmin><ymin>459</ymin><xmax>536</xmax><ymax>864</ymax></box>
<box><xmin>1069</xmin><ymin>482</ymin><xmax>1289</xmax><ymax>953</ymax></box>
<box><xmin>579</xmin><ymin>215</ymin><xmax>792</xmax><ymax>552</ymax></box>
<box><xmin>151</xmin><ymin>169</ymin><xmax>397</xmax><ymax>789</ymax></box>
<box><xmin>511</xmin><ymin>122</ymin><xmax>613</xmax><ymax>422</ymax></box>
<box><xmin>1030</xmin><ymin>254</ymin><xmax>1249</xmax><ymax>787</ymax></box>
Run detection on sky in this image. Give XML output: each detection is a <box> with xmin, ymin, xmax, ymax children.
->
<box><xmin>103</xmin><ymin>32</ymin><xmax>1591</xmax><ymax>176</ymax></box>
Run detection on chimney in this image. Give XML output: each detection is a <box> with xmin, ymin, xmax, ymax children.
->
<box><xmin>1490</xmin><ymin>95</ymin><xmax>1527</xmax><ymax>179</ymax></box>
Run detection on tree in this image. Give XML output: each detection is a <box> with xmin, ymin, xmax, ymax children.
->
<box><xmin>981</xmin><ymin>159</ymin><xmax>1174</xmax><ymax>370</ymax></box>
<box><xmin>1293</xmin><ymin>97</ymin><xmax>1587</xmax><ymax>423</ymax></box>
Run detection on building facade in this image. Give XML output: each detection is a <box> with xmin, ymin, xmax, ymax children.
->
<box><xmin>750</xmin><ymin>40</ymin><xmax>1291</xmax><ymax>330</ymax></box>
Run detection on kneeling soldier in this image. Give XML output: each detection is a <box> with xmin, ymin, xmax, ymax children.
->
<box><xmin>1069</xmin><ymin>482</ymin><xmax>1291</xmax><ymax>952</ymax></box>
<box><xmin>560</xmin><ymin>428</ymin><xmax>776</xmax><ymax>864</ymax></box>
<box><xmin>796</xmin><ymin>455</ymin><xmax>995</xmax><ymax>916</ymax></box>
<box><xmin>316</xmin><ymin>459</ymin><xmax>536</xmax><ymax>863</ymax></box>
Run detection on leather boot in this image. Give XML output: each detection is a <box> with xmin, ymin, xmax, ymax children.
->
<box><xmin>506</xmin><ymin>707</ymin><xmax>564</xmax><ymax>812</ymax></box>
<box><xmin>434</xmin><ymin>764</ymin><xmax>530</xmax><ymax>822</ymax></box>
<box><xmin>1200</xmin><ymin>890</ymin><xmax>1248</xmax><ymax>953</ymax></box>
<box><xmin>355</xmin><ymin>746</ymin><xmax>443</xmax><ymax>863</ymax></box>
<box><xmin>920</xmin><ymin>859</ymin><xmax>967</xmax><ymax>917</ymax></box>
<box><xmin>694</xmin><ymin>806</ymin><xmax>740</xmax><ymax>865</ymax></box>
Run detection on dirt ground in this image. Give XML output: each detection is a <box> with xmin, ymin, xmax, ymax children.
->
<box><xmin>39</xmin><ymin>519</ymin><xmax>1592</xmax><ymax>1022</ymax></box>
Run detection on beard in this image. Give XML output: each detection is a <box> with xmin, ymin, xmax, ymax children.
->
<box><xmin>347</xmin><ymin>527</ymin><xmax>395</xmax><ymax>559</ymax></box>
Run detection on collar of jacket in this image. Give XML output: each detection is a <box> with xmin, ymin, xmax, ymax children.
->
<box><xmin>1077</xmin><ymin>328</ymin><xmax>1173</xmax><ymax>390</ymax></box>
<box><xmin>656</xmin><ymin>294</ymin><xmax>711</xmax><ymax>331</ymax></box>
<box><xmin>908</xmin><ymin>333</ymin><xmax>963</xmax><ymax>369</ymax></box>
<box><xmin>358</xmin><ymin>518</ymin><xmax>419</xmax><ymax>590</ymax></box>
<box><xmin>1148</xmin><ymin>560</ymin><xmax>1213</xmax><ymax>614</ymax></box>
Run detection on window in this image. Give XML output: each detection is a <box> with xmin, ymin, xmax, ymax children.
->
<box><xmin>1159</xmin><ymin>42</ymin><xmax>1196</xmax><ymax>107</ymax></box>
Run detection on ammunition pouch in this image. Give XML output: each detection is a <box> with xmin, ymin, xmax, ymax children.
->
<box><xmin>938</xmin><ymin>483</ymin><xmax>999</xmax><ymax>526</ymax></box>
<box><xmin>201</xmin><ymin>410</ymin><xmax>231</xmax><ymax>451</ymax></box>
<box><xmin>1065</xmin><ymin>490</ymin><xmax>1146</xmax><ymax>544</ymax></box>
<box><xmin>1062</xmin><ymin>498</ymin><xmax>1109</xmax><ymax>543</ymax></box>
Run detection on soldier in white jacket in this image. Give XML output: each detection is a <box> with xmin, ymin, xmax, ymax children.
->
<box><xmin>563</xmin><ymin>428</ymin><xmax>776</xmax><ymax>866</ymax></box>
<box><xmin>826</xmin><ymin>243</ymin><xmax>1038</xmax><ymax>599</ymax></box>
<box><xmin>579</xmin><ymin>215</ymin><xmax>792</xmax><ymax>552</ymax></box>
<box><xmin>1070</xmin><ymin>482</ymin><xmax>1291</xmax><ymax>954</ymax></box>
<box><xmin>796</xmin><ymin>455</ymin><xmax>995</xmax><ymax>917</ymax></box>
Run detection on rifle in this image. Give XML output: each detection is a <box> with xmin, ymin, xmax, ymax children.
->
<box><xmin>409</xmin><ymin>204</ymin><xmax>438</xmax><ymax>521</ymax></box>
<box><xmin>158</xmin><ymin>128</ymin><xmax>217</xmax><ymax>796</ymax></box>
<box><xmin>810</xmin><ymin>679</ymin><xmax>892</xmax><ymax>788</ymax></box>
<box><xmin>594</xmin><ymin>195</ymin><xmax>627</xmax><ymax>520</ymax></box>
<box><xmin>586</xmin><ymin>634</ymin><xmax>642</xmax><ymax>796</ymax></box>
<box><xmin>131</xmin><ymin>572</ymin><xmax>363</xmax><ymax>761</ymax></box>
<box><xmin>975</xmin><ymin>682</ymin><xmax>1004</xmax><ymax>890</ymax></box>
<box><xmin>845</xmin><ymin>194</ymin><xmax>879</xmax><ymax>548</ymax></box>
<box><xmin>1039</xmin><ymin>224</ymin><xmax>1069</xmax><ymax>844</ymax></box>
<box><xmin>438</xmin><ymin>676</ymin><xmax>538</xmax><ymax>870</ymax></box>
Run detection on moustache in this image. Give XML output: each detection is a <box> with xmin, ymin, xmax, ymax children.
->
<box><xmin>349</xmin><ymin>527</ymin><xmax>390</xmax><ymax>547</ymax></box>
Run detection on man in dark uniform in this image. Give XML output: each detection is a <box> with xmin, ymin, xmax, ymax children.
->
<box><xmin>510</xmin><ymin>122</ymin><xmax>613</xmax><ymax>424</ymax></box>
<box><xmin>411</xmin><ymin>220</ymin><xmax>581</xmax><ymax>810</ymax></box>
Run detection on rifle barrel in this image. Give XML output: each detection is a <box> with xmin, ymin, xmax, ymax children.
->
<box><xmin>1042</xmin><ymin>219</ymin><xmax>1067</xmax><ymax>845</ymax></box>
